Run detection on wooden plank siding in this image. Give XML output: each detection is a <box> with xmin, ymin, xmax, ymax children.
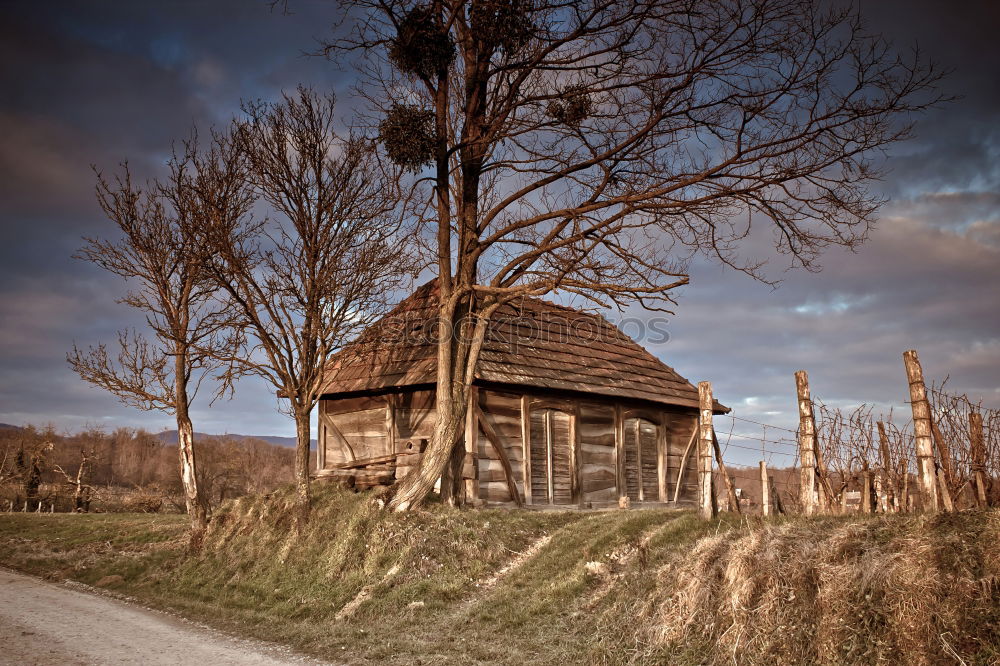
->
<box><xmin>579</xmin><ymin>402</ymin><xmax>616</xmax><ymax>504</ymax></box>
<box><xmin>318</xmin><ymin>386</ymin><xmax>701</xmax><ymax>507</ymax></box>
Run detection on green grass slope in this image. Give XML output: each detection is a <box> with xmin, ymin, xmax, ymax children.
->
<box><xmin>1</xmin><ymin>486</ymin><xmax>998</xmax><ymax>665</ymax></box>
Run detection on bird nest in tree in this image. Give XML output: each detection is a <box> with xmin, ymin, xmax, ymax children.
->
<box><xmin>548</xmin><ymin>85</ymin><xmax>594</xmax><ymax>126</ymax></box>
<box><xmin>389</xmin><ymin>5</ymin><xmax>455</xmax><ymax>79</ymax></box>
<box><xmin>379</xmin><ymin>104</ymin><xmax>437</xmax><ymax>171</ymax></box>
<box><xmin>470</xmin><ymin>0</ymin><xmax>535</xmax><ymax>53</ymax></box>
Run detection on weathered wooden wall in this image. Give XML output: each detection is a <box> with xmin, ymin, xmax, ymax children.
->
<box><xmin>321</xmin><ymin>396</ymin><xmax>389</xmax><ymax>464</ymax></box>
<box><xmin>579</xmin><ymin>402</ymin><xmax>617</xmax><ymax>504</ymax></box>
<box><xmin>475</xmin><ymin>389</ymin><xmax>525</xmax><ymax>505</ymax></box>
<box><xmin>664</xmin><ymin>406</ymin><xmax>699</xmax><ymax>501</ymax></box>
<box><xmin>392</xmin><ymin>390</ymin><xmax>435</xmax><ymax>480</ymax></box>
<box><xmin>319</xmin><ymin>386</ymin><xmax>701</xmax><ymax>506</ymax></box>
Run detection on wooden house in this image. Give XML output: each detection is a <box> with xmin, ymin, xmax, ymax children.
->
<box><xmin>315</xmin><ymin>281</ymin><xmax>726</xmax><ymax>508</ymax></box>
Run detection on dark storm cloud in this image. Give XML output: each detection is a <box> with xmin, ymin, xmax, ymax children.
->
<box><xmin>0</xmin><ymin>0</ymin><xmax>997</xmax><ymax>446</ymax></box>
<box><xmin>0</xmin><ymin>0</ymin><xmax>351</xmax><ymax>435</ymax></box>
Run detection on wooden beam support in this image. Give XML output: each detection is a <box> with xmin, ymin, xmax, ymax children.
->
<box><xmin>672</xmin><ymin>427</ymin><xmax>698</xmax><ymax>503</ymax></box>
<box><xmin>321</xmin><ymin>415</ymin><xmax>356</xmax><ymax>464</ymax></box>
<box><xmin>697</xmin><ymin>382</ymin><xmax>716</xmax><ymax>520</ymax></box>
<box><xmin>545</xmin><ymin>409</ymin><xmax>555</xmax><ymax>505</ymax></box>
<box><xmin>903</xmin><ymin>350</ymin><xmax>938</xmax><ymax>512</ymax></box>
<box><xmin>614</xmin><ymin>404</ymin><xmax>625</xmax><ymax>504</ymax></box>
<box><xmin>635</xmin><ymin>418</ymin><xmax>643</xmax><ymax>502</ymax></box>
<box><xmin>464</xmin><ymin>387</ymin><xmax>480</xmax><ymax>504</ymax></box>
<box><xmin>521</xmin><ymin>394</ymin><xmax>532</xmax><ymax>505</ymax></box>
<box><xmin>657</xmin><ymin>412</ymin><xmax>668</xmax><ymax>502</ymax></box>
<box><xmin>712</xmin><ymin>429</ymin><xmax>740</xmax><ymax>514</ymax></box>
<box><xmin>475</xmin><ymin>404</ymin><xmax>522</xmax><ymax>507</ymax></box>
<box><xmin>570</xmin><ymin>404</ymin><xmax>582</xmax><ymax>506</ymax></box>
<box><xmin>317</xmin><ymin>409</ymin><xmax>327</xmax><ymax>471</ymax></box>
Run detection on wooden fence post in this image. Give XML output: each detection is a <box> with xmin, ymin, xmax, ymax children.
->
<box><xmin>770</xmin><ymin>476</ymin><xmax>785</xmax><ymax>514</ymax></box>
<box><xmin>970</xmin><ymin>411</ymin><xmax>988</xmax><ymax>507</ymax></box>
<box><xmin>795</xmin><ymin>370</ymin><xmax>818</xmax><ymax>515</ymax></box>
<box><xmin>930</xmin><ymin>422</ymin><xmax>955</xmax><ymax>512</ymax></box>
<box><xmin>861</xmin><ymin>470</ymin><xmax>872</xmax><ymax>513</ymax></box>
<box><xmin>698</xmin><ymin>382</ymin><xmax>716</xmax><ymax>520</ymax></box>
<box><xmin>760</xmin><ymin>461</ymin><xmax>770</xmax><ymax>517</ymax></box>
<box><xmin>876</xmin><ymin>421</ymin><xmax>896</xmax><ymax>512</ymax></box>
<box><xmin>903</xmin><ymin>350</ymin><xmax>938</xmax><ymax>512</ymax></box>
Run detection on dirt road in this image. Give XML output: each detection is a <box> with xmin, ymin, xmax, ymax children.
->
<box><xmin>0</xmin><ymin>569</ymin><xmax>323</xmax><ymax>665</ymax></box>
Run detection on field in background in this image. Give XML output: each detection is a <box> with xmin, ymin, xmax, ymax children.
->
<box><xmin>0</xmin><ymin>424</ymin><xmax>295</xmax><ymax>513</ymax></box>
<box><xmin>1</xmin><ymin>486</ymin><xmax>998</xmax><ymax>665</ymax></box>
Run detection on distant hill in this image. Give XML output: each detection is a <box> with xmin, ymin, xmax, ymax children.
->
<box><xmin>0</xmin><ymin>423</ymin><xmax>22</xmax><ymax>430</ymax></box>
<box><xmin>155</xmin><ymin>429</ymin><xmax>315</xmax><ymax>449</ymax></box>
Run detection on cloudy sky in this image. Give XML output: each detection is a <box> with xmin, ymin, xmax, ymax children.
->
<box><xmin>1</xmin><ymin>1</ymin><xmax>997</xmax><ymax>463</ymax></box>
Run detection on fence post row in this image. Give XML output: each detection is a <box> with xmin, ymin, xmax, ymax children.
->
<box><xmin>697</xmin><ymin>381</ymin><xmax>717</xmax><ymax>520</ymax></box>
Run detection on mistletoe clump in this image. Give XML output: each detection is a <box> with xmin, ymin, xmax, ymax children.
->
<box><xmin>389</xmin><ymin>5</ymin><xmax>455</xmax><ymax>79</ymax></box>
<box><xmin>470</xmin><ymin>0</ymin><xmax>535</xmax><ymax>54</ymax></box>
<box><xmin>378</xmin><ymin>104</ymin><xmax>437</xmax><ymax>171</ymax></box>
<box><xmin>547</xmin><ymin>84</ymin><xmax>594</xmax><ymax>126</ymax></box>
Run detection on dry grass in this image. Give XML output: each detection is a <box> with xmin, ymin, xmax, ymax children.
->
<box><xmin>647</xmin><ymin>512</ymin><xmax>1000</xmax><ymax>665</ymax></box>
<box><xmin>1</xmin><ymin>490</ymin><xmax>998</xmax><ymax>665</ymax></box>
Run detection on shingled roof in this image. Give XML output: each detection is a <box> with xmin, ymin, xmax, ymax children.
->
<box><xmin>320</xmin><ymin>280</ymin><xmax>723</xmax><ymax>411</ymax></box>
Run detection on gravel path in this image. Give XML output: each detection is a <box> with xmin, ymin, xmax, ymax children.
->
<box><xmin>0</xmin><ymin>568</ymin><xmax>324</xmax><ymax>665</ymax></box>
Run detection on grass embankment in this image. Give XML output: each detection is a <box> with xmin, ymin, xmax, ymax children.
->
<box><xmin>1</xmin><ymin>487</ymin><xmax>998</xmax><ymax>665</ymax></box>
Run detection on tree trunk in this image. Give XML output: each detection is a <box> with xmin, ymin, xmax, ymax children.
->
<box><xmin>176</xmin><ymin>416</ymin><xmax>209</xmax><ymax>530</ymax></box>
<box><xmin>174</xmin><ymin>352</ymin><xmax>209</xmax><ymax>534</ymax></box>
<box><xmin>293</xmin><ymin>406</ymin><xmax>312</xmax><ymax>527</ymax></box>
<box><xmin>390</xmin><ymin>289</ymin><xmax>495</xmax><ymax>512</ymax></box>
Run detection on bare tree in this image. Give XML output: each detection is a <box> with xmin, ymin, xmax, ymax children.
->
<box><xmin>198</xmin><ymin>88</ymin><xmax>418</xmax><ymax>523</ymax></box>
<box><xmin>67</xmin><ymin>146</ymin><xmax>243</xmax><ymax>534</ymax></box>
<box><xmin>317</xmin><ymin>0</ymin><xmax>944</xmax><ymax>510</ymax></box>
<box><xmin>53</xmin><ymin>436</ymin><xmax>98</xmax><ymax>512</ymax></box>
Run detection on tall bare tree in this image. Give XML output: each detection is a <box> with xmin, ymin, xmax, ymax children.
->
<box><xmin>318</xmin><ymin>0</ymin><xmax>945</xmax><ymax>510</ymax></box>
<box><xmin>68</xmin><ymin>146</ymin><xmax>245</xmax><ymax>534</ymax></box>
<box><xmin>199</xmin><ymin>88</ymin><xmax>418</xmax><ymax>522</ymax></box>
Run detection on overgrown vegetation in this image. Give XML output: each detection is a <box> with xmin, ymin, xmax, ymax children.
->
<box><xmin>2</xmin><ymin>486</ymin><xmax>997</xmax><ymax>664</ymax></box>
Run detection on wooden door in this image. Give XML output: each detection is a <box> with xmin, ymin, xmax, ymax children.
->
<box><xmin>623</xmin><ymin>417</ymin><xmax>660</xmax><ymax>502</ymax></box>
<box><xmin>529</xmin><ymin>408</ymin><xmax>573</xmax><ymax>505</ymax></box>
